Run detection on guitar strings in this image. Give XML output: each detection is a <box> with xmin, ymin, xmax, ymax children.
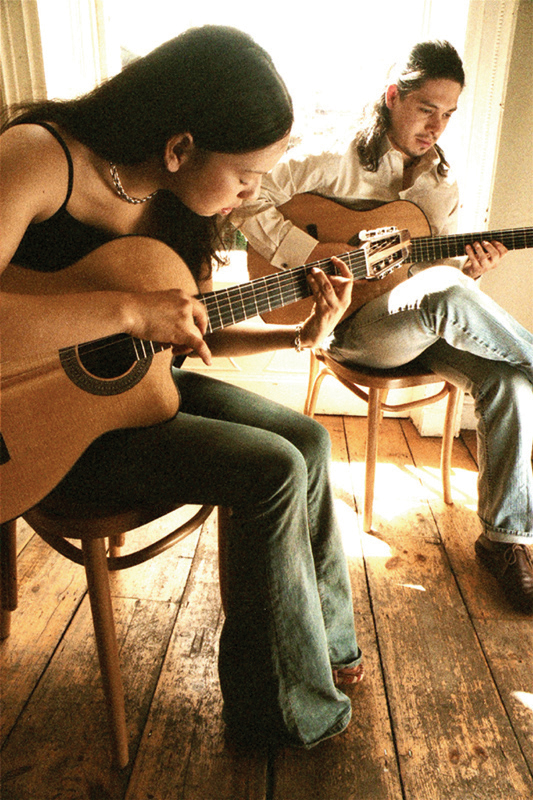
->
<box><xmin>76</xmin><ymin>224</ymin><xmax>533</xmax><ymax>342</ymax></box>
<box><xmin>50</xmin><ymin>247</ymin><xmax>372</xmax><ymax>360</ymax></box>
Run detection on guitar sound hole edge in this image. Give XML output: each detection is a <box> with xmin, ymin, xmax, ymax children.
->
<box><xmin>59</xmin><ymin>334</ymin><xmax>153</xmax><ymax>397</ymax></box>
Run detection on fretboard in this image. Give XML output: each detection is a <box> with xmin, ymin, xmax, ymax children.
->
<box><xmin>199</xmin><ymin>248</ymin><xmax>370</xmax><ymax>333</ymax></box>
<box><xmin>410</xmin><ymin>226</ymin><xmax>533</xmax><ymax>263</ymax></box>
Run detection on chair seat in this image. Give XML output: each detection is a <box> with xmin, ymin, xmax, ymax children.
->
<box><xmin>305</xmin><ymin>348</ymin><xmax>460</xmax><ymax>532</ymax></box>
<box><xmin>23</xmin><ymin>501</ymin><xmax>214</xmax><ymax>568</ymax></box>
<box><xmin>310</xmin><ymin>349</ymin><xmax>452</xmax><ymax>392</ymax></box>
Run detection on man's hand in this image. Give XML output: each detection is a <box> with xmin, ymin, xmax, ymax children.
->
<box><xmin>463</xmin><ymin>239</ymin><xmax>508</xmax><ymax>279</ymax></box>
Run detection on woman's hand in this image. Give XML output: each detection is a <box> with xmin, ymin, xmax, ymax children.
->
<box><xmin>125</xmin><ymin>288</ymin><xmax>212</xmax><ymax>365</ymax></box>
<box><xmin>298</xmin><ymin>257</ymin><xmax>353</xmax><ymax>348</ymax></box>
<box><xmin>463</xmin><ymin>239</ymin><xmax>508</xmax><ymax>279</ymax></box>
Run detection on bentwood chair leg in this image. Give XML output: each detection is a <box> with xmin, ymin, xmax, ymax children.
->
<box><xmin>108</xmin><ymin>533</ymin><xmax>126</xmax><ymax>562</ymax></box>
<box><xmin>441</xmin><ymin>384</ymin><xmax>460</xmax><ymax>505</ymax></box>
<box><xmin>364</xmin><ymin>388</ymin><xmax>382</xmax><ymax>532</ymax></box>
<box><xmin>304</xmin><ymin>351</ymin><xmax>321</xmax><ymax>416</ymax></box>
<box><xmin>82</xmin><ymin>537</ymin><xmax>129</xmax><ymax>769</ymax></box>
<box><xmin>1</xmin><ymin>520</ymin><xmax>18</xmax><ymax>639</ymax></box>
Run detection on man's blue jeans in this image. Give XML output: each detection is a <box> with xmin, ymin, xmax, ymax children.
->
<box><xmin>328</xmin><ymin>265</ymin><xmax>533</xmax><ymax>544</ymax></box>
<box><xmin>44</xmin><ymin>368</ymin><xmax>361</xmax><ymax>747</ymax></box>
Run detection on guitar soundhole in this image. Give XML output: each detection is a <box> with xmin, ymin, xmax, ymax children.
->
<box><xmin>59</xmin><ymin>333</ymin><xmax>153</xmax><ymax>396</ymax></box>
<box><xmin>78</xmin><ymin>333</ymin><xmax>138</xmax><ymax>379</ymax></box>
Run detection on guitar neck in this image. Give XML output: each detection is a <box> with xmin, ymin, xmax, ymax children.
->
<box><xmin>199</xmin><ymin>249</ymin><xmax>369</xmax><ymax>333</ymax></box>
<box><xmin>411</xmin><ymin>226</ymin><xmax>533</xmax><ymax>263</ymax></box>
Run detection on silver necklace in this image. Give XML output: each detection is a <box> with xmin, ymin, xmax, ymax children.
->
<box><xmin>109</xmin><ymin>162</ymin><xmax>158</xmax><ymax>204</ymax></box>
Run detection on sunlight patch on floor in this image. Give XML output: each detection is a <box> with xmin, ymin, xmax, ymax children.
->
<box><xmin>345</xmin><ymin>459</ymin><xmax>479</xmax><ymax>520</ymax></box>
<box><xmin>513</xmin><ymin>691</ymin><xmax>533</xmax><ymax>716</ymax></box>
<box><xmin>403</xmin><ymin>463</ymin><xmax>479</xmax><ymax>511</ymax></box>
<box><xmin>360</xmin><ymin>530</ymin><xmax>393</xmax><ymax>559</ymax></box>
<box><xmin>334</xmin><ymin>497</ymin><xmax>361</xmax><ymax>557</ymax></box>
<box><xmin>330</xmin><ymin>458</ymin><xmax>356</xmax><ymax>492</ymax></box>
<box><xmin>360</xmin><ymin>462</ymin><xmax>429</xmax><ymax>522</ymax></box>
<box><xmin>399</xmin><ymin>583</ymin><xmax>427</xmax><ymax>592</ymax></box>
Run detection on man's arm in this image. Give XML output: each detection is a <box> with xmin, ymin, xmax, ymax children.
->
<box><xmin>230</xmin><ymin>151</ymin><xmax>343</xmax><ymax>268</ymax></box>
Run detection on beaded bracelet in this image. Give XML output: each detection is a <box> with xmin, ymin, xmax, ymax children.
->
<box><xmin>294</xmin><ymin>323</ymin><xmax>304</xmax><ymax>352</ymax></box>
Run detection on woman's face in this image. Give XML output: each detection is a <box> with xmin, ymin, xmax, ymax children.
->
<box><xmin>169</xmin><ymin>135</ymin><xmax>289</xmax><ymax>217</ymax></box>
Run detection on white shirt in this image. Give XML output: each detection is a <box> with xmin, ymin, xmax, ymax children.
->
<box><xmin>231</xmin><ymin>136</ymin><xmax>460</xmax><ymax>269</ymax></box>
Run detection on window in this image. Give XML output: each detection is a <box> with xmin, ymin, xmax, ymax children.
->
<box><xmin>103</xmin><ymin>0</ymin><xmax>470</xmax><ymax>154</ymax></box>
<box><xmin>7</xmin><ymin>0</ymin><xmax>520</xmax><ymax>230</ymax></box>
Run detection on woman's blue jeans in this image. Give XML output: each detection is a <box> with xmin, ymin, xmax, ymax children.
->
<box><xmin>328</xmin><ymin>265</ymin><xmax>533</xmax><ymax>544</ymax></box>
<box><xmin>44</xmin><ymin>368</ymin><xmax>361</xmax><ymax>747</ymax></box>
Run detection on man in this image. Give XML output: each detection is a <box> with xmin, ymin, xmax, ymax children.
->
<box><xmin>230</xmin><ymin>40</ymin><xmax>533</xmax><ymax>614</ymax></box>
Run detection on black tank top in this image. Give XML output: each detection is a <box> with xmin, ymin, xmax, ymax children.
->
<box><xmin>11</xmin><ymin>122</ymin><xmax>116</xmax><ymax>272</ymax></box>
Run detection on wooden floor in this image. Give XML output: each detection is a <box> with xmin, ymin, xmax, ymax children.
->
<box><xmin>1</xmin><ymin>416</ymin><xmax>532</xmax><ymax>800</ymax></box>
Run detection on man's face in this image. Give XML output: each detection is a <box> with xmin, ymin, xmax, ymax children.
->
<box><xmin>386</xmin><ymin>78</ymin><xmax>462</xmax><ymax>162</ymax></box>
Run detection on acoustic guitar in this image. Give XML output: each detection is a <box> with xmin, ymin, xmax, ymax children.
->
<box><xmin>0</xmin><ymin>229</ymin><xmax>408</xmax><ymax>522</ymax></box>
<box><xmin>247</xmin><ymin>195</ymin><xmax>533</xmax><ymax>324</ymax></box>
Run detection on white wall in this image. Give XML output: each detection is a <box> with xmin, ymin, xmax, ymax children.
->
<box><xmin>480</xmin><ymin>0</ymin><xmax>533</xmax><ymax>333</ymax></box>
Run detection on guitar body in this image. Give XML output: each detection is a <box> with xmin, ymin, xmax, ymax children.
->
<box><xmin>0</xmin><ymin>237</ymin><xmax>196</xmax><ymax>523</ymax></box>
<box><xmin>246</xmin><ymin>196</ymin><xmax>431</xmax><ymax>324</ymax></box>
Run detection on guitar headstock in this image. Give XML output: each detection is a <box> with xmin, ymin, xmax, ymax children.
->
<box><xmin>359</xmin><ymin>227</ymin><xmax>411</xmax><ymax>279</ymax></box>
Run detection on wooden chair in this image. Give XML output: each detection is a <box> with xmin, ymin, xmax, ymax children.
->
<box><xmin>305</xmin><ymin>348</ymin><xmax>460</xmax><ymax>532</ymax></box>
<box><xmin>0</xmin><ymin>501</ymin><xmax>230</xmax><ymax>769</ymax></box>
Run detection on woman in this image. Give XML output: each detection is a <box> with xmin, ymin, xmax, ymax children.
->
<box><xmin>0</xmin><ymin>25</ymin><xmax>363</xmax><ymax>747</ymax></box>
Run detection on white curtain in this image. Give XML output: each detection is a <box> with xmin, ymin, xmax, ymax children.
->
<box><xmin>0</xmin><ymin>0</ymin><xmax>46</xmax><ymax>107</ymax></box>
<box><xmin>0</xmin><ymin>0</ymin><xmax>119</xmax><ymax>108</ymax></box>
<box><xmin>456</xmin><ymin>0</ymin><xmax>520</xmax><ymax>230</ymax></box>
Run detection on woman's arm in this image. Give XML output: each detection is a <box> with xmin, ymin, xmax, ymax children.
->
<box><xmin>232</xmin><ymin>152</ymin><xmax>341</xmax><ymax>269</ymax></box>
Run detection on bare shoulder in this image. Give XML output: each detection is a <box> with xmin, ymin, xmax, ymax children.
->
<box><xmin>0</xmin><ymin>123</ymin><xmax>71</xmax><ymax>222</ymax></box>
<box><xmin>0</xmin><ymin>123</ymin><xmax>73</xmax><ymax>268</ymax></box>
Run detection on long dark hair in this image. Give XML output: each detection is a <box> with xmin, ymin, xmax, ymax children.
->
<box><xmin>355</xmin><ymin>40</ymin><xmax>465</xmax><ymax>175</ymax></box>
<box><xmin>3</xmin><ymin>25</ymin><xmax>294</xmax><ymax>280</ymax></box>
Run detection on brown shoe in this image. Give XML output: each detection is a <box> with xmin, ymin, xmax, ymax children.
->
<box><xmin>475</xmin><ymin>533</ymin><xmax>533</xmax><ymax>613</ymax></box>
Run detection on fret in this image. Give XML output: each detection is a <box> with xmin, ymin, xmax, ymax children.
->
<box><xmin>204</xmin><ymin>290</ymin><xmax>224</xmax><ymax>332</ymax></box>
<box><xmin>269</xmin><ymin>268</ymin><xmax>309</xmax><ymax>308</ymax></box>
<box><xmin>224</xmin><ymin>285</ymin><xmax>246</xmax><ymax>325</ymax></box>
<box><xmin>345</xmin><ymin>252</ymin><xmax>368</xmax><ymax>280</ymax></box>
<box><xmin>261</xmin><ymin>273</ymin><xmax>284</xmax><ymax>312</ymax></box>
<box><xmin>237</xmin><ymin>281</ymin><xmax>262</xmax><ymax>320</ymax></box>
<box><xmin>215</xmin><ymin>288</ymin><xmax>238</xmax><ymax>327</ymax></box>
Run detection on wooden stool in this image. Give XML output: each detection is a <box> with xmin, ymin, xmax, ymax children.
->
<box><xmin>0</xmin><ymin>501</ymin><xmax>230</xmax><ymax>768</ymax></box>
<box><xmin>305</xmin><ymin>348</ymin><xmax>460</xmax><ymax>531</ymax></box>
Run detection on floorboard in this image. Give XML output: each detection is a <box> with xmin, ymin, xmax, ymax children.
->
<box><xmin>1</xmin><ymin>416</ymin><xmax>532</xmax><ymax>800</ymax></box>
